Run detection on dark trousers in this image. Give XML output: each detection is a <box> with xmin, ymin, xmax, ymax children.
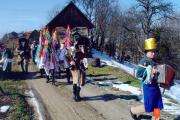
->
<box><xmin>40</xmin><ymin>68</ymin><xmax>45</xmax><ymax>78</ymax></box>
<box><xmin>1</xmin><ymin>62</ymin><xmax>12</xmax><ymax>79</ymax></box>
<box><xmin>20</xmin><ymin>59</ymin><xmax>29</xmax><ymax>73</ymax></box>
<box><xmin>59</xmin><ymin>67</ymin><xmax>71</xmax><ymax>83</ymax></box>
<box><xmin>46</xmin><ymin>69</ymin><xmax>55</xmax><ymax>84</ymax></box>
<box><xmin>66</xmin><ymin>68</ymin><xmax>71</xmax><ymax>83</ymax></box>
<box><xmin>31</xmin><ymin>50</ymin><xmax>36</xmax><ymax>64</ymax></box>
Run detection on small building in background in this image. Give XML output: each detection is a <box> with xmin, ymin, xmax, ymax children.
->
<box><xmin>47</xmin><ymin>2</ymin><xmax>93</xmax><ymax>39</ymax></box>
<box><xmin>46</xmin><ymin>1</ymin><xmax>94</xmax><ymax>57</ymax></box>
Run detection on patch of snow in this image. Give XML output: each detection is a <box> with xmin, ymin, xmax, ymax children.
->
<box><xmin>0</xmin><ymin>105</ymin><xmax>10</xmax><ymax>113</ymax></box>
<box><xmin>92</xmin><ymin>49</ymin><xmax>136</xmax><ymax>76</ymax></box>
<box><xmin>162</xmin><ymin>97</ymin><xmax>180</xmax><ymax>115</ymax></box>
<box><xmin>28</xmin><ymin>90</ymin><xmax>43</xmax><ymax>120</ymax></box>
<box><xmin>92</xmin><ymin>49</ymin><xmax>180</xmax><ymax>115</ymax></box>
<box><xmin>113</xmin><ymin>84</ymin><xmax>141</xmax><ymax>95</ymax></box>
<box><xmin>175</xmin><ymin>80</ymin><xmax>180</xmax><ymax>84</ymax></box>
<box><xmin>97</xmin><ymin>81</ymin><xmax>113</xmax><ymax>86</ymax></box>
<box><xmin>112</xmin><ymin>82</ymin><xmax>180</xmax><ymax>115</ymax></box>
<box><xmin>164</xmin><ymin>84</ymin><xmax>180</xmax><ymax>103</ymax></box>
<box><xmin>86</xmin><ymin>77</ymin><xmax>94</xmax><ymax>83</ymax></box>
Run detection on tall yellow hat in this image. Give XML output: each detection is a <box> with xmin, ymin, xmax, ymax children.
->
<box><xmin>144</xmin><ymin>38</ymin><xmax>157</xmax><ymax>51</ymax></box>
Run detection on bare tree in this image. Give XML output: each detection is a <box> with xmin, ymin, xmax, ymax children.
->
<box><xmin>112</xmin><ymin>7</ymin><xmax>144</xmax><ymax>63</ymax></box>
<box><xmin>135</xmin><ymin>0</ymin><xmax>174</xmax><ymax>38</ymax></box>
<box><xmin>94</xmin><ymin>0</ymin><xmax>117</xmax><ymax>51</ymax></box>
<box><xmin>72</xmin><ymin>0</ymin><xmax>97</xmax><ymax>50</ymax></box>
<box><xmin>47</xmin><ymin>1</ymin><xmax>76</xmax><ymax>21</ymax></box>
<box><xmin>47</xmin><ymin>4</ymin><xmax>62</xmax><ymax>21</ymax></box>
<box><xmin>73</xmin><ymin>0</ymin><xmax>96</xmax><ymax>22</ymax></box>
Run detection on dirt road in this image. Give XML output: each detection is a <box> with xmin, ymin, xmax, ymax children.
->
<box><xmin>26</xmin><ymin>64</ymin><xmax>177</xmax><ymax>120</ymax></box>
<box><xmin>26</xmin><ymin>64</ymin><xmax>134</xmax><ymax>120</ymax></box>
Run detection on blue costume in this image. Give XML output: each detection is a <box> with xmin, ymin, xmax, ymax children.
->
<box><xmin>136</xmin><ymin>56</ymin><xmax>163</xmax><ymax>112</ymax></box>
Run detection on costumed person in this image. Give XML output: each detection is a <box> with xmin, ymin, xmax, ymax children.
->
<box><xmin>0</xmin><ymin>44</ymin><xmax>13</xmax><ymax>79</ymax></box>
<box><xmin>66</xmin><ymin>44</ymin><xmax>87</xmax><ymax>102</ymax></box>
<box><xmin>130</xmin><ymin>38</ymin><xmax>163</xmax><ymax>120</ymax></box>
<box><xmin>35</xmin><ymin>30</ymin><xmax>45</xmax><ymax>78</ymax></box>
<box><xmin>43</xmin><ymin>42</ymin><xmax>58</xmax><ymax>85</ymax></box>
<box><xmin>58</xmin><ymin>39</ymin><xmax>71</xmax><ymax>84</ymax></box>
<box><xmin>17</xmin><ymin>38</ymin><xmax>31</xmax><ymax>73</ymax></box>
<box><xmin>51</xmin><ymin>29</ymin><xmax>62</xmax><ymax>79</ymax></box>
<box><xmin>30</xmin><ymin>40</ymin><xmax>37</xmax><ymax>64</ymax></box>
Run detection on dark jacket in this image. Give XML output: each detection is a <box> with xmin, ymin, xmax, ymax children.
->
<box><xmin>3</xmin><ymin>48</ymin><xmax>13</xmax><ymax>59</ymax></box>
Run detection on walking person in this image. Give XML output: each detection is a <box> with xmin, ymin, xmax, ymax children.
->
<box><xmin>130</xmin><ymin>38</ymin><xmax>163</xmax><ymax>120</ymax></box>
<box><xmin>57</xmin><ymin>40</ymin><xmax>71</xmax><ymax>84</ymax></box>
<box><xmin>67</xmin><ymin>44</ymin><xmax>87</xmax><ymax>102</ymax></box>
<box><xmin>17</xmin><ymin>38</ymin><xmax>31</xmax><ymax>73</ymax></box>
<box><xmin>31</xmin><ymin>40</ymin><xmax>37</xmax><ymax>64</ymax></box>
<box><xmin>0</xmin><ymin>44</ymin><xmax>13</xmax><ymax>79</ymax></box>
<box><xmin>43</xmin><ymin>42</ymin><xmax>58</xmax><ymax>85</ymax></box>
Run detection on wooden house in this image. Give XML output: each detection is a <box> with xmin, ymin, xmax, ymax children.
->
<box><xmin>46</xmin><ymin>1</ymin><xmax>94</xmax><ymax>39</ymax></box>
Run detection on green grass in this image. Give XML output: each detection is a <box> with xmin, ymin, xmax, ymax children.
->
<box><xmin>0</xmin><ymin>54</ymin><xmax>34</xmax><ymax>120</ymax></box>
<box><xmin>86</xmin><ymin>65</ymin><xmax>141</xmax><ymax>87</ymax></box>
<box><xmin>0</xmin><ymin>80</ymin><xmax>34</xmax><ymax>120</ymax></box>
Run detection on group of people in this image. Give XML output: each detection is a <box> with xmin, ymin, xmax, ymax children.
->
<box><xmin>33</xmin><ymin>27</ymin><xmax>88</xmax><ymax>102</ymax></box>
<box><xmin>34</xmin><ymin>34</ymin><xmax>165</xmax><ymax>118</ymax></box>
<box><xmin>0</xmin><ymin>27</ymin><xmax>88</xmax><ymax>102</ymax></box>
<box><xmin>0</xmin><ymin>30</ymin><xmax>166</xmax><ymax>118</ymax></box>
<box><xmin>0</xmin><ymin>38</ymin><xmax>32</xmax><ymax>79</ymax></box>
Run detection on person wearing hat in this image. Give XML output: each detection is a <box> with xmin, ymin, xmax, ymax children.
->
<box><xmin>16</xmin><ymin>38</ymin><xmax>31</xmax><ymax>73</ymax></box>
<box><xmin>130</xmin><ymin>38</ymin><xmax>163</xmax><ymax>120</ymax></box>
<box><xmin>66</xmin><ymin>44</ymin><xmax>87</xmax><ymax>102</ymax></box>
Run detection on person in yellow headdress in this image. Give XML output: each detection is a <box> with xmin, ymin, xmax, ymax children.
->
<box><xmin>130</xmin><ymin>38</ymin><xmax>163</xmax><ymax>120</ymax></box>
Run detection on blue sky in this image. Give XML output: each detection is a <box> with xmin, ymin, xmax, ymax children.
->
<box><xmin>0</xmin><ymin>0</ymin><xmax>180</xmax><ymax>38</ymax></box>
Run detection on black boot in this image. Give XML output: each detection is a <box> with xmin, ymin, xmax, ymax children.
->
<box><xmin>25</xmin><ymin>61</ymin><xmax>28</xmax><ymax>73</ymax></box>
<box><xmin>40</xmin><ymin>69</ymin><xmax>44</xmax><ymax>78</ymax></box>
<box><xmin>52</xmin><ymin>76</ymin><xmax>55</xmax><ymax>85</ymax></box>
<box><xmin>73</xmin><ymin>84</ymin><xmax>77</xmax><ymax>101</ymax></box>
<box><xmin>59</xmin><ymin>67</ymin><xmax>61</xmax><ymax>78</ymax></box>
<box><xmin>76</xmin><ymin>86</ymin><xmax>82</xmax><ymax>101</ymax></box>
<box><xmin>50</xmin><ymin>69</ymin><xmax>55</xmax><ymax>85</ymax></box>
<box><xmin>2</xmin><ymin>71</ymin><xmax>7</xmax><ymax>80</ymax></box>
<box><xmin>66</xmin><ymin>68</ymin><xmax>71</xmax><ymax>84</ymax></box>
<box><xmin>46</xmin><ymin>76</ymin><xmax>50</xmax><ymax>83</ymax></box>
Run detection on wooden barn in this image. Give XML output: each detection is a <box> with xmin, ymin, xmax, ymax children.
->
<box><xmin>46</xmin><ymin>1</ymin><xmax>94</xmax><ymax>57</ymax></box>
<box><xmin>47</xmin><ymin>1</ymin><xmax>94</xmax><ymax>39</ymax></box>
